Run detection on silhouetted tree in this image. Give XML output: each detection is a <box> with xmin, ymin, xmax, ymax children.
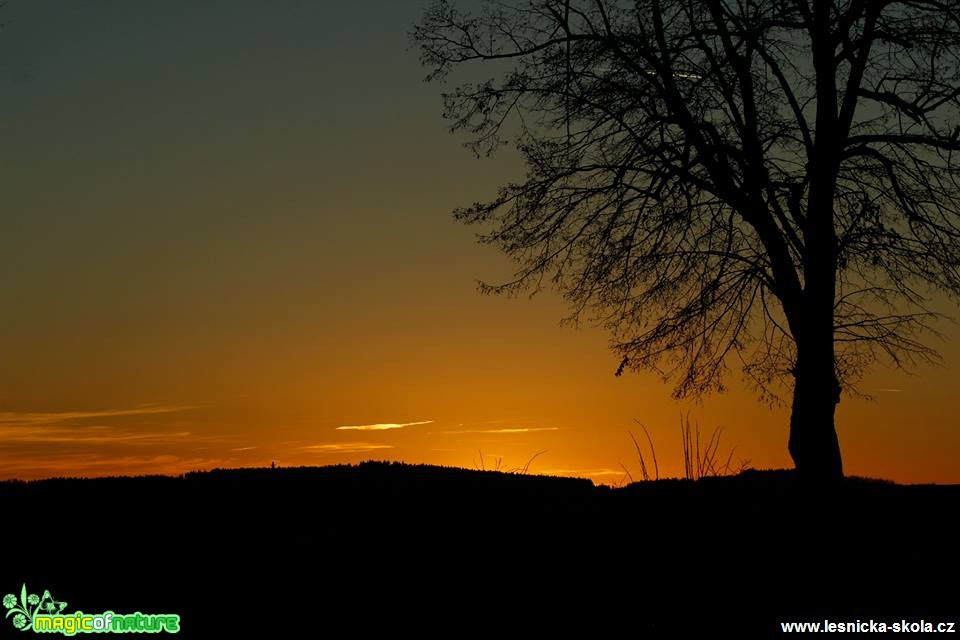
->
<box><xmin>413</xmin><ymin>0</ymin><xmax>960</xmax><ymax>478</ymax></box>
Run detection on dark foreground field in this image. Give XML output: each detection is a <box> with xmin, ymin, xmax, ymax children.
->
<box><xmin>1</xmin><ymin>462</ymin><xmax>956</xmax><ymax>636</ymax></box>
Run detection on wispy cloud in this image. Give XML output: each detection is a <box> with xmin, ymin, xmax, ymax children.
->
<box><xmin>336</xmin><ymin>420</ymin><xmax>432</xmax><ymax>431</ymax></box>
<box><xmin>541</xmin><ymin>468</ymin><xmax>623</xmax><ymax>477</ymax></box>
<box><xmin>0</xmin><ymin>404</ymin><xmax>194</xmax><ymax>426</ymax></box>
<box><xmin>0</xmin><ymin>453</ymin><xmax>229</xmax><ymax>480</ymax></box>
<box><xmin>301</xmin><ymin>442</ymin><xmax>394</xmax><ymax>453</ymax></box>
<box><xmin>230</xmin><ymin>446</ymin><xmax>257</xmax><ymax>452</ymax></box>
<box><xmin>875</xmin><ymin>388</ymin><xmax>903</xmax><ymax>393</ymax></box>
<box><xmin>0</xmin><ymin>426</ymin><xmax>191</xmax><ymax>445</ymax></box>
<box><xmin>435</xmin><ymin>427</ymin><xmax>559</xmax><ymax>434</ymax></box>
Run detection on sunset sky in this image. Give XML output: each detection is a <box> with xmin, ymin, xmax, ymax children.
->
<box><xmin>1</xmin><ymin>0</ymin><xmax>957</xmax><ymax>484</ymax></box>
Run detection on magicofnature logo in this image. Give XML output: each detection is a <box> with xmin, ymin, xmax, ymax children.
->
<box><xmin>4</xmin><ymin>584</ymin><xmax>179</xmax><ymax>635</ymax></box>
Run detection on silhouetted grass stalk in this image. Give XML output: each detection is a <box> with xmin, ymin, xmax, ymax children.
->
<box><xmin>629</xmin><ymin>421</ymin><xmax>659</xmax><ymax>481</ymax></box>
<box><xmin>622</xmin><ymin>414</ymin><xmax>750</xmax><ymax>483</ymax></box>
<box><xmin>474</xmin><ymin>449</ymin><xmax>548</xmax><ymax>475</ymax></box>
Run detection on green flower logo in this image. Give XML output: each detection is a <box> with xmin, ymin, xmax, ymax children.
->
<box><xmin>3</xmin><ymin>584</ymin><xmax>62</xmax><ymax>632</ymax></box>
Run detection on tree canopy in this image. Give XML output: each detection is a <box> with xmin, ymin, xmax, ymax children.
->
<box><xmin>414</xmin><ymin>0</ymin><xmax>960</xmax><ymax>476</ymax></box>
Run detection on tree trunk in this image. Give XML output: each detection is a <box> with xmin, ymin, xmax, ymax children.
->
<box><xmin>784</xmin><ymin>0</ymin><xmax>844</xmax><ymax>481</ymax></box>
<box><xmin>788</xmin><ymin>345</ymin><xmax>844</xmax><ymax>479</ymax></box>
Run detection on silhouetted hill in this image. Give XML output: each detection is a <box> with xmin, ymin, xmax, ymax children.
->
<box><xmin>1</xmin><ymin>463</ymin><xmax>956</xmax><ymax>636</ymax></box>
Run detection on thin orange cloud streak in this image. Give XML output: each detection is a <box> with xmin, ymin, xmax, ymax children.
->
<box><xmin>300</xmin><ymin>443</ymin><xmax>395</xmax><ymax>453</ymax></box>
<box><xmin>0</xmin><ymin>426</ymin><xmax>192</xmax><ymax>444</ymax></box>
<box><xmin>336</xmin><ymin>420</ymin><xmax>433</xmax><ymax>431</ymax></box>
<box><xmin>435</xmin><ymin>427</ymin><xmax>560</xmax><ymax>434</ymax></box>
<box><xmin>0</xmin><ymin>404</ymin><xmax>194</xmax><ymax>425</ymax></box>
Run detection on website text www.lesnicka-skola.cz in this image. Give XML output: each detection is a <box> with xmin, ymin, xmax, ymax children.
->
<box><xmin>781</xmin><ymin>620</ymin><xmax>956</xmax><ymax>633</ymax></box>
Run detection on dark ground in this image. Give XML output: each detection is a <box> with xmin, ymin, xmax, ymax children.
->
<box><xmin>0</xmin><ymin>462</ymin><xmax>956</xmax><ymax>636</ymax></box>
